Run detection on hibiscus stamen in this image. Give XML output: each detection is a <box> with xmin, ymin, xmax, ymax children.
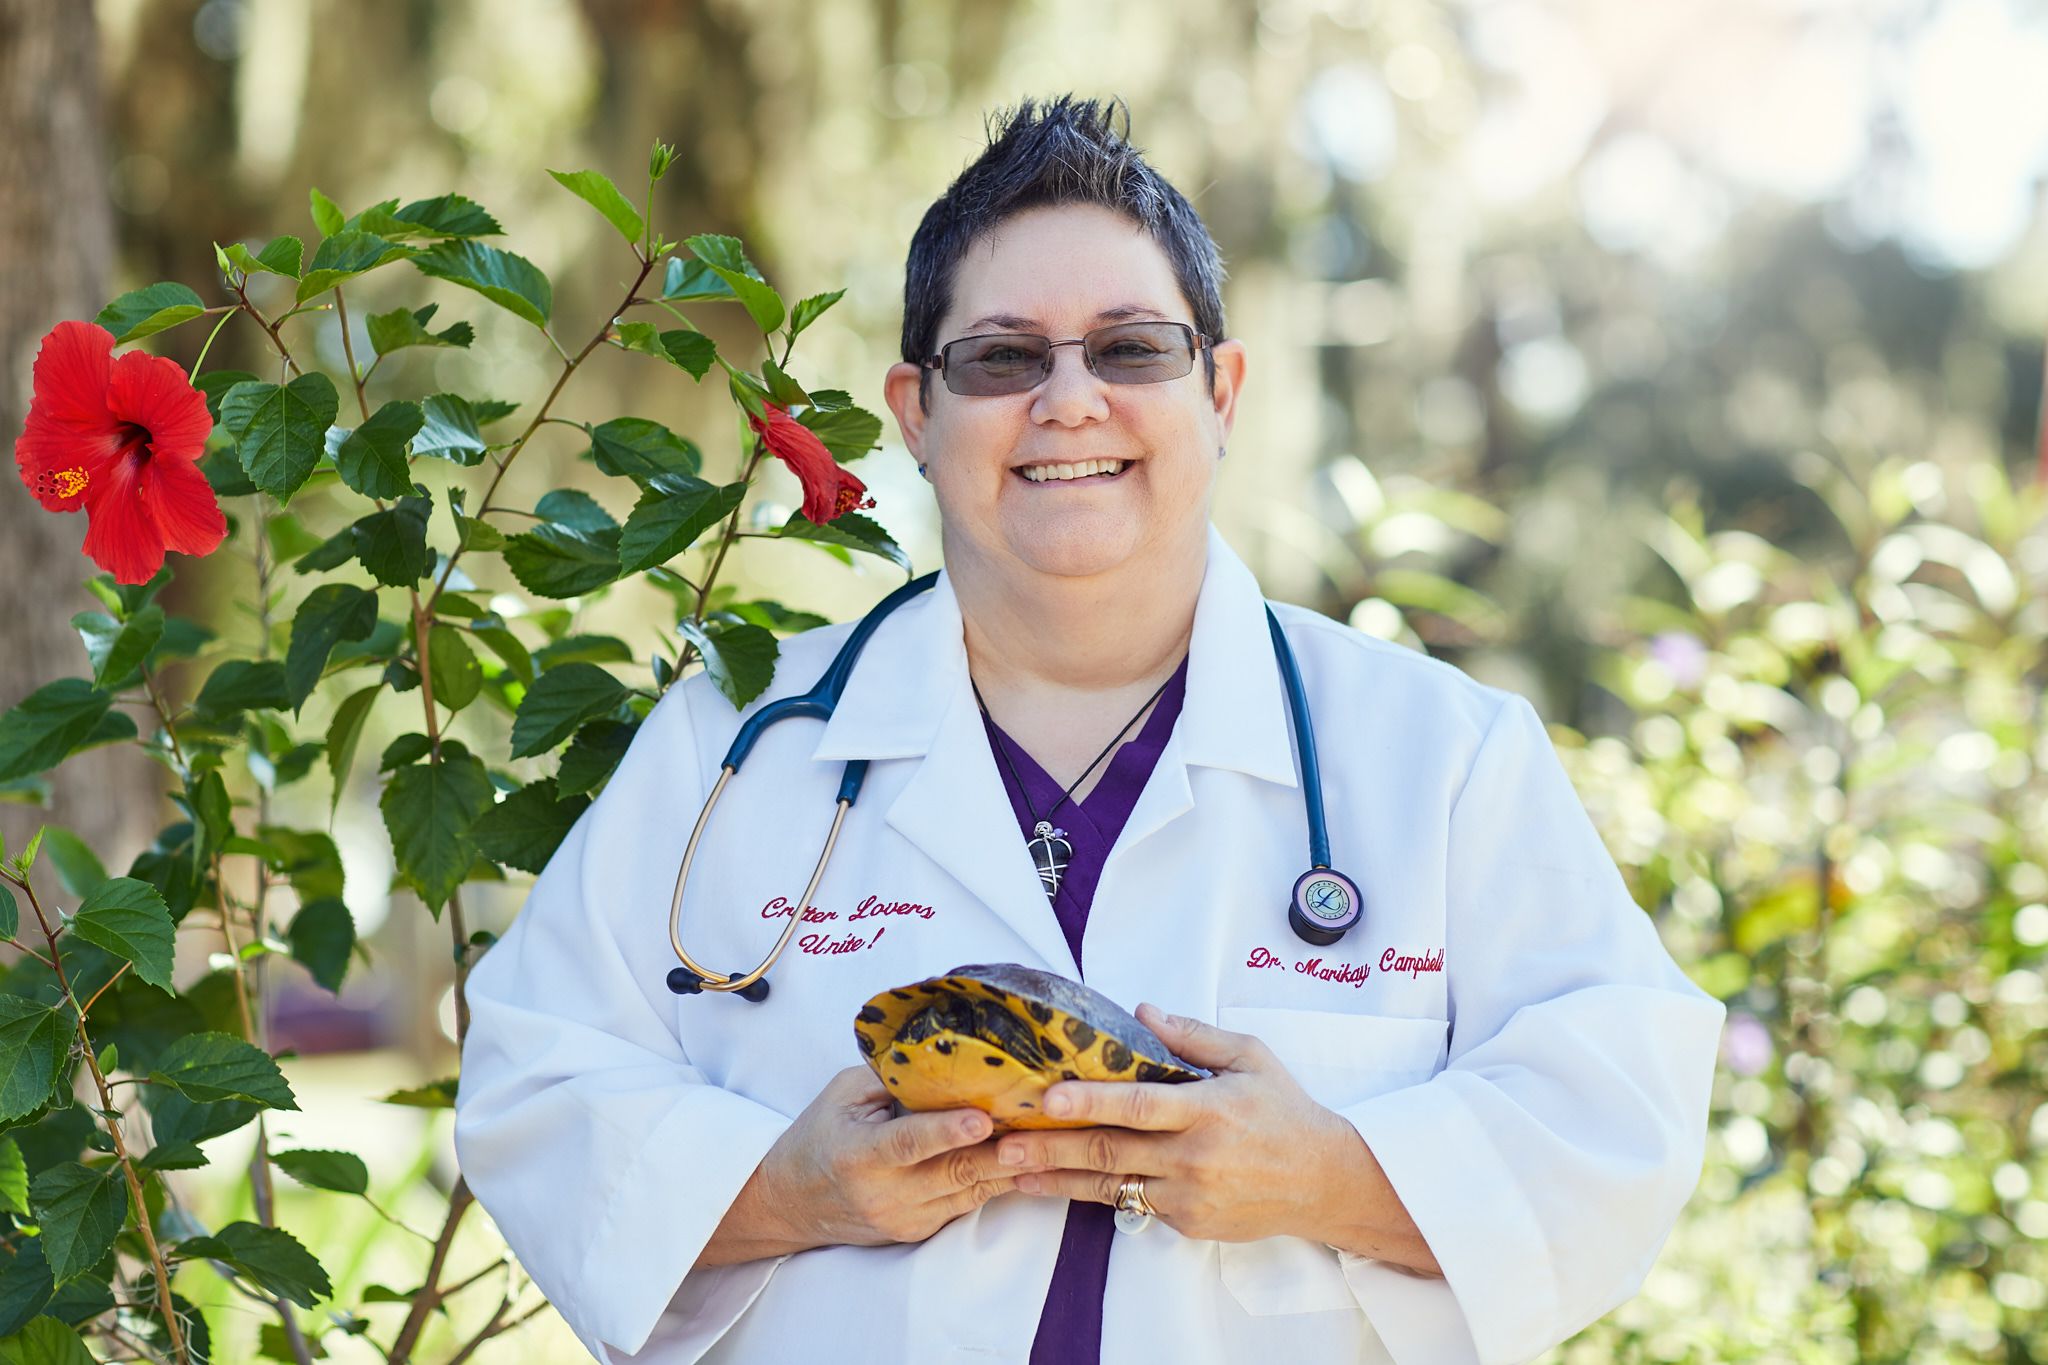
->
<box><xmin>39</xmin><ymin>466</ymin><xmax>91</xmax><ymax>501</ymax></box>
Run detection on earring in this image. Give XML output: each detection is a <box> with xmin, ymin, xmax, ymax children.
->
<box><xmin>917</xmin><ymin>462</ymin><xmax>929</xmax><ymax>480</ymax></box>
<box><xmin>1217</xmin><ymin>445</ymin><xmax>1226</xmax><ymax>460</ymax></box>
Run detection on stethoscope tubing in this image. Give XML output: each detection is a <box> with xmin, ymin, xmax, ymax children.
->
<box><xmin>666</xmin><ymin>576</ymin><xmax>1349</xmax><ymax>999</ymax></box>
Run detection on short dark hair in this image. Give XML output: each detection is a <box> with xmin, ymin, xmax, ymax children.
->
<box><xmin>901</xmin><ymin>94</ymin><xmax>1227</xmax><ymax>411</ymax></box>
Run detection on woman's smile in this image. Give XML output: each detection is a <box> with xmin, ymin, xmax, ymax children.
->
<box><xmin>1012</xmin><ymin>457</ymin><xmax>1133</xmax><ymax>486</ymax></box>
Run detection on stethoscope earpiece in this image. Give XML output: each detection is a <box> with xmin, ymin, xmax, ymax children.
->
<box><xmin>667</xmin><ymin>966</ymin><xmax>771</xmax><ymax>1002</ymax></box>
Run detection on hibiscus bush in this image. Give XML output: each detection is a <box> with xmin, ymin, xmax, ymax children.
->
<box><xmin>1</xmin><ymin>139</ymin><xmax>900</xmax><ymax>1363</ymax></box>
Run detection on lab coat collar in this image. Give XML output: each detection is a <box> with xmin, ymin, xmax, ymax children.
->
<box><xmin>811</xmin><ymin>523</ymin><xmax>1299</xmax><ymax>791</ymax></box>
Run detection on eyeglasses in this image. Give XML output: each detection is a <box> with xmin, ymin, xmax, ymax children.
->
<box><xmin>922</xmin><ymin>321</ymin><xmax>1212</xmax><ymax>396</ymax></box>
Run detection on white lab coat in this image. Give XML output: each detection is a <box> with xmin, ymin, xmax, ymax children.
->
<box><xmin>453</xmin><ymin>524</ymin><xmax>1725</xmax><ymax>1365</ymax></box>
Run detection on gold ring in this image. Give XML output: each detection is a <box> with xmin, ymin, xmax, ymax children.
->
<box><xmin>1113</xmin><ymin>1175</ymin><xmax>1155</xmax><ymax>1233</ymax></box>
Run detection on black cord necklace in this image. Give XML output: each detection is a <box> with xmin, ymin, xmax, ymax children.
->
<box><xmin>972</xmin><ymin>669</ymin><xmax>1177</xmax><ymax>902</ymax></box>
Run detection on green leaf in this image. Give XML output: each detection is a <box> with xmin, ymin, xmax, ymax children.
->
<box><xmin>471</xmin><ymin>778</ymin><xmax>589</xmax><ymax>874</ymax></box>
<box><xmin>763</xmin><ymin>357</ymin><xmax>809</xmax><ymax>409</ymax></box>
<box><xmin>192</xmin><ymin>659</ymin><xmax>291</xmax><ymax>720</ymax></box>
<box><xmin>557</xmin><ymin>719</ymin><xmax>637</xmax><ymax>796</ymax></box>
<box><xmin>777</xmin><ymin>511</ymin><xmax>910</xmax><ymax>573</ymax></box>
<box><xmin>679</xmin><ymin>620</ymin><xmax>778</xmax><ymax>709</ymax></box>
<box><xmin>308</xmin><ymin>187</ymin><xmax>344</xmax><ymax>237</ymax></box>
<box><xmin>662</xmin><ymin>257</ymin><xmax>738</xmax><ymax>301</ymax></box>
<box><xmin>261</xmin><ymin>823</ymin><xmax>347</xmax><ymax>901</ymax></box>
<box><xmin>380</xmin><ymin>1077</ymin><xmax>456</xmax><ymax>1108</ymax></box>
<box><xmin>681</xmin><ymin>234</ymin><xmax>783</xmax><ymax>332</ymax></box>
<box><xmin>293</xmin><ymin>528</ymin><xmax>357</xmax><ymax>574</ymax></box>
<box><xmin>724</xmin><ymin>599</ymin><xmax>830</xmax><ymax>634</ymax></box>
<box><xmin>332</xmin><ymin>400</ymin><xmax>423</xmax><ymax>499</ymax></box>
<box><xmin>380</xmin><ymin>734</ymin><xmax>432</xmax><ymax>772</ymax></box>
<box><xmin>150</xmin><ymin>1033</ymin><xmax>297</xmax><ymax>1109</ymax></box>
<box><xmin>0</xmin><ymin>1140</ymin><xmax>26</xmax><ymax>1218</ymax></box>
<box><xmin>351</xmin><ymin>495</ymin><xmax>433</xmax><ymax>587</ymax></box>
<box><xmin>469</xmin><ymin>625</ymin><xmax>533</xmax><ymax>683</ymax></box>
<box><xmin>412</xmin><ymin>393</ymin><xmax>488</xmax><ymax>465</ymax></box>
<box><xmin>194</xmin><ymin>368</ymin><xmax>258</xmax><ymax>423</ymax></box>
<box><xmin>35</xmin><ymin>829</ymin><xmax>106</xmax><ymax>899</ymax></box>
<box><xmin>0</xmin><ymin>1314</ymin><xmax>96</xmax><ymax>1363</ymax></box>
<box><xmin>410</xmin><ymin>240</ymin><xmax>552</xmax><ymax>327</ymax></box>
<box><xmin>535</xmin><ymin>489</ymin><xmax>617</xmax><ymax>535</ymax></box>
<box><xmin>503</xmin><ymin>524</ymin><xmax>621</xmax><ymax>599</ymax></box>
<box><xmin>510</xmin><ymin>664</ymin><xmax>630</xmax><ymax>759</ymax></box>
<box><xmin>93</xmin><ymin>283</ymin><xmax>206</xmax><ymax>344</ymax></box>
<box><xmin>27</xmin><ymin>1164</ymin><xmax>125</xmax><ymax>1286</ymax></box>
<box><xmin>426</xmin><ymin>625</ymin><xmax>482</xmax><ymax>712</ymax></box>
<box><xmin>295</xmin><ymin>229</ymin><xmax>411</xmax><ymax>302</ymax></box>
<box><xmin>271</xmin><ymin>1148</ymin><xmax>367</xmax><ymax>1196</ymax></box>
<box><xmin>221</xmin><ymin>374</ymin><xmax>341</xmax><ymax>502</ymax></box>
<box><xmin>177</xmin><ymin>1222</ymin><xmax>331</xmax><ymax>1307</ymax></box>
<box><xmin>548</xmin><ymin>168</ymin><xmax>644</xmax><ymax>245</ymax></box>
<box><xmin>285</xmin><ymin>585</ymin><xmax>380</xmax><ymax>710</ymax></box>
<box><xmin>620</xmin><ymin>476</ymin><xmax>744</xmax><ymax>573</ymax></box>
<box><xmin>223</xmin><ymin>235</ymin><xmax>304</xmax><ymax>279</ymax></box>
<box><xmin>0</xmin><ymin>680</ymin><xmax>113</xmax><ymax>784</ymax></box>
<box><xmin>71</xmin><ymin>877</ymin><xmax>175</xmax><ymax>993</ymax></box>
<box><xmin>70</xmin><ymin>605</ymin><xmax>163</xmax><ymax>690</ymax></box>
<box><xmin>191</xmin><ymin>766</ymin><xmax>233</xmax><ymax>862</ymax></box>
<box><xmin>797</xmin><ymin>403</ymin><xmax>884</xmax><ymax>463</ymax></box>
<box><xmin>657</xmin><ymin>328</ymin><xmax>717</xmax><ymax>380</ymax></box>
<box><xmin>380</xmin><ymin>740</ymin><xmax>494</xmax><ymax>913</ymax></box>
<box><xmin>0</xmin><ymin>887</ymin><xmax>14</xmax><ymax>939</ymax></box>
<box><xmin>287</xmin><ymin>899</ymin><xmax>354</xmax><ymax>994</ymax></box>
<box><xmin>147</xmin><ymin>1090</ymin><xmax>259</xmax><ymax>1149</ymax></box>
<box><xmin>364</xmin><ymin>193</ymin><xmax>502</xmax><ymax>239</ymax></box>
<box><xmin>612</xmin><ymin>322</ymin><xmax>717</xmax><ymax>381</ymax></box>
<box><xmin>0</xmin><ymin>1000</ymin><xmax>64</xmax><ymax>1124</ymax></box>
<box><xmin>0</xmin><ymin>1243</ymin><xmax>54</xmax><ymax>1339</ymax></box>
<box><xmin>787</xmin><ymin>289</ymin><xmax>845</xmax><ymax>341</ymax></box>
<box><xmin>532</xmin><ymin>634</ymin><xmax>633</xmax><ymax>670</ymax></box>
<box><xmin>587</xmin><ymin>417</ymin><xmax>702</xmax><ymax>482</ymax></box>
<box><xmin>324</xmin><ymin>685</ymin><xmax>380</xmax><ymax>814</ymax></box>
<box><xmin>365</xmin><ymin>303</ymin><xmax>473</xmax><ymax>356</ymax></box>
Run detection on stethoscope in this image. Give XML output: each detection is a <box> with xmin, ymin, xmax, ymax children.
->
<box><xmin>665</xmin><ymin>574</ymin><xmax>1364</xmax><ymax>1001</ymax></box>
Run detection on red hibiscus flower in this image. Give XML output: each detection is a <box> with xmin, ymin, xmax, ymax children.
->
<box><xmin>14</xmin><ymin>320</ymin><xmax>227</xmax><ymax>584</ymax></box>
<box><xmin>747</xmin><ymin>402</ymin><xmax>874</xmax><ymax>524</ymax></box>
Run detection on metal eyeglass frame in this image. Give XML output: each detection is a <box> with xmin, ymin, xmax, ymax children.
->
<box><xmin>920</xmin><ymin>321</ymin><xmax>1213</xmax><ymax>395</ymax></box>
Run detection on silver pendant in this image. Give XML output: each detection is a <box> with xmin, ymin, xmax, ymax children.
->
<box><xmin>1026</xmin><ymin>820</ymin><xmax>1072</xmax><ymax>901</ymax></box>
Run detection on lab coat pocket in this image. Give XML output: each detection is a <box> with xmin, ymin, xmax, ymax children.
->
<box><xmin>1212</xmin><ymin>1007</ymin><xmax>1448</xmax><ymax>1319</ymax></box>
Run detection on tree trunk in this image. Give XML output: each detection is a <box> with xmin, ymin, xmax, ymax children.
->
<box><xmin>0</xmin><ymin>0</ymin><xmax>158</xmax><ymax>870</ymax></box>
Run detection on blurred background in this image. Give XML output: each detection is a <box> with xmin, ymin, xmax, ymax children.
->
<box><xmin>3</xmin><ymin>0</ymin><xmax>2046</xmax><ymax>1359</ymax></box>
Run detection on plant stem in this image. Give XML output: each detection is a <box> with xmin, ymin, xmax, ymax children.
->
<box><xmin>335</xmin><ymin>287</ymin><xmax>372</xmax><ymax>424</ymax></box>
<box><xmin>674</xmin><ymin>438</ymin><xmax>767</xmax><ymax>678</ymax></box>
<box><xmin>384</xmin><ymin>1178</ymin><xmax>476</xmax><ymax>1364</ymax></box>
<box><xmin>15</xmin><ymin>875</ymin><xmax>187</xmax><ymax>1365</ymax></box>
<box><xmin>192</xmin><ymin>308</ymin><xmax>238</xmax><ymax>376</ymax></box>
<box><xmin>425</xmin><ymin>253</ymin><xmax>659</xmax><ymax>610</ymax></box>
<box><xmin>233</xmin><ymin>285</ymin><xmax>304</xmax><ymax>377</ymax></box>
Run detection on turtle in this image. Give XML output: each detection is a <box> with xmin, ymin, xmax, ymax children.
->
<box><xmin>853</xmin><ymin>963</ymin><xmax>1208</xmax><ymax>1131</ymax></box>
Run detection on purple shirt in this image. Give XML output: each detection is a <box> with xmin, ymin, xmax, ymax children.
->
<box><xmin>977</xmin><ymin>654</ymin><xmax>1191</xmax><ymax>1365</ymax></box>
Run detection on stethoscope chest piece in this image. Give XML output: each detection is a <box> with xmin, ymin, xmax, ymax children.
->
<box><xmin>1288</xmin><ymin>866</ymin><xmax>1363</xmax><ymax>946</ymax></box>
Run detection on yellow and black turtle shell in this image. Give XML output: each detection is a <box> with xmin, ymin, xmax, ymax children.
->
<box><xmin>853</xmin><ymin>963</ymin><xmax>1208</xmax><ymax>1131</ymax></box>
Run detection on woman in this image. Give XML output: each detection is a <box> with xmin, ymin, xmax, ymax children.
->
<box><xmin>453</xmin><ymin>96</ymin><xmax>1724</xmax><ymax>1365</ymax></box>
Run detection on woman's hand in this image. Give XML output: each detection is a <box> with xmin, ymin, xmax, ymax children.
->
<box><xmin>700</xmin><ymin>1066</ymin><xmax>1019</xmax><ymax>1267</ymax></box>
<box><xmin>993</xmin><ymin>1005</ymin><xmax>1440</xmax><ymax>1271</ymax></box>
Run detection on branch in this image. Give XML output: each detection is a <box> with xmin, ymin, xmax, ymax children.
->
<box><xmin>15</xmin><ymin>874</ymin><xmax>189</xmax><ymax>1365</ymax></box>
<box><xmin>425</xmin><ymin>253</ymin><xmax>660</xmax><ymax>607</ymax></box>
<box><xmin>382</xmin><ymin>1178</ymin><xmax>476</xmax><ymax>1365</ymax></box>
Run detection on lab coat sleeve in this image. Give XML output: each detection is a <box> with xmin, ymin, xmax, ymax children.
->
<box><xmin>452</xmin><ymin>684</ymin><xmax>795</xmax><ymax>1362</ymax></box>
<box><xmin>1335</xmin><ymin>692</ymin><xmax>1726</xmax><ymax>1365</ymax></box>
